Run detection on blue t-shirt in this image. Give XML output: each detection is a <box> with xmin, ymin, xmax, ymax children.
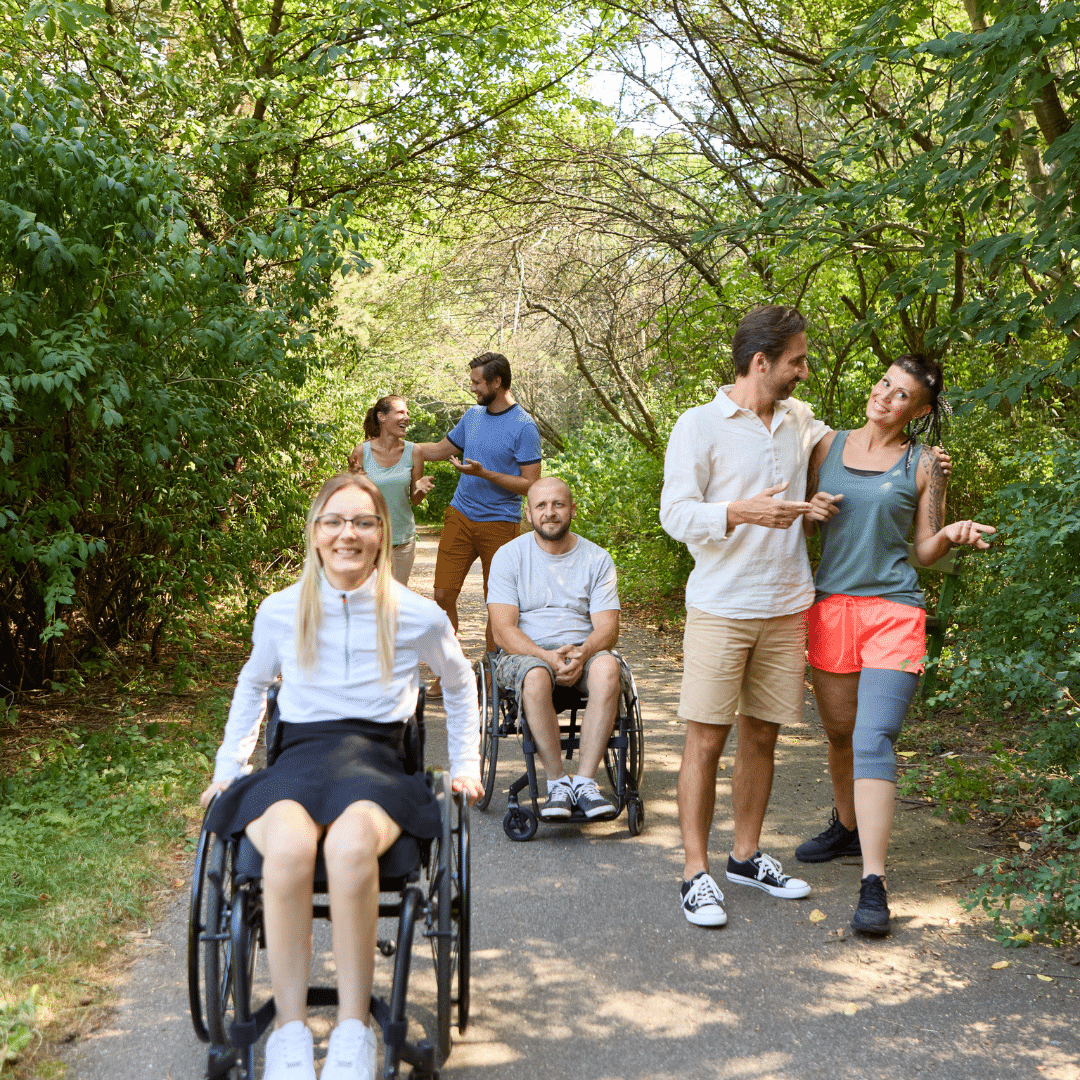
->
<box><xmin>446</xmin><ymin>404</ymin><xmax>542</xmax><ymax>523</ymax></box>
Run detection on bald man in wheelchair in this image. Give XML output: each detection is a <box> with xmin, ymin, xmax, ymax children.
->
<box><xmin>486</xmin><ymin>477</ymin><xmax>630</xmax><ymax>820</ymax></box>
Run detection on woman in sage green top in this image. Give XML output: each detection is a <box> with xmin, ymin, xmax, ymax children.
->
<box><xmin>348</xmin><ymin>396</ymin><xmax>433</xmax><ymax>585</ymax></box>
<box><xmin>799</xmin><ymin>354</ymin><xmax>994</xmax><ymax>937</ymax></box>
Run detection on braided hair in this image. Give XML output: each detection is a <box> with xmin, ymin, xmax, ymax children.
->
<box><xmin>892</xmin><ymin>353</ymin><xmax>951</xmax><ymax>471</ymax></box>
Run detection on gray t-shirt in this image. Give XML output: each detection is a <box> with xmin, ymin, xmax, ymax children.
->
<box><xmin>486</xmin><ymin>532</ymin><xmax>620</xmax><ymax>645</ymax></box>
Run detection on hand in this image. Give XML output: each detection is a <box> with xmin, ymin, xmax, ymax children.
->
<box><xmin>199</xmin><ymin>779</ymin><xmax>231</xmax><ymax>808</ymax></box>
<box><xmin>347</xmin><ymin>443</ymin><xmax>364</xmax><ymax>472</ymax></box>
<box><xmin>452</xmin><ymin>775</ymin><xmax>485</xmax><ymax>803</ymax></box>
<box><xmin>552</xmin><ymin>645</ymin><xmax>585</xmax><ymax>686</ymax></box>
<box><xmin>943</xmin><ymin>520</ymin><xmax>996</xmax><ymax>549</ymax></box>
<box><xmin>413</xmin><ymin>476</ymin><xmax>435</xmax><ymax>498</ymax></box>
<box><xmin>449</xmin><ymin>456</ymin><xmax>484</xmax><ymax>477</ymax></box>
<box><xmin>805</xmin><ymin>491</ymin><xmax>844</xmax><ymax>523</ymax></box>
<box><xmin>932</xmin><ymin>445</ymin><xmax>952</xmax><ymax>480</ymax></box>
<box><xmin>730</xmin><ymin>482</ymin><xmax>812</xmax><ymax>530</ymax></box>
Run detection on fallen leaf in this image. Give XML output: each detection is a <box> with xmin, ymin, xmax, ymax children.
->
<box><xmin>896</xmin><ymin>751</ymin><xmax>917</xmax><ymax>758</ymax></box>
<box><xmin>1018</xmin><ymin>841</ymin><xmax>1032</xmax><ymax>852</ymax></box>
<box><xmin>172</xmin><ymin>878</ymin><xmax>185</xmax><ymax>889</ymax></box>
<box><xmin>991</xmin><ymin>960</ymin><xmax>1010</xmax><ymax>970</ymax></box>
<box><xmin>1012</xmin><ymin>931</ymin><xmax>1034</xmax><ymax>944</ymax></box>
<box><xmin>843</xmin><ymin>1003</ymin><xmax>858</xmax><ymax>1016</ymax></box>
<box><xmin>809</xmin><ymin>909</ymin><xmax>827</xmax><ymax>923</ymax></box>
<box><xmin>1037</xmin><ymin>974</ymin><xmax>1053</xmax><ymax>982</ymax></box>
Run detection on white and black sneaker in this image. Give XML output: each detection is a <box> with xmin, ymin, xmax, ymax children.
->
<box><xmin>540</xmin><ymin>777</ymin><xmax>575</xmax><ymax>819</ymax></box>
<box><xmin>573</xmin><ymin>777</ymin><xmax>615</xmax><ymax>819</ymax></box>
<box><xmin>726</xmin><ymin>851</ymin><xmax>811</xmax><ymax>899</ymax></box>
<box><xmin>680</xmin><ymin>871</ymin><xmax>728</xmax><ymax>927</ymax></box>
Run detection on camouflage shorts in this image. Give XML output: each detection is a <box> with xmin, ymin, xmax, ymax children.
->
<box><xmin>493</xmin><ymin>644</ymin><xmax>632</xmax><ymax>702</ymax></box>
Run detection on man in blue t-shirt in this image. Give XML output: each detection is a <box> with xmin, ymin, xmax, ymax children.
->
<box><xmin>419</xmin><ymin>353</ymin><xmax>542</xmax><ymax>694</ymax></box>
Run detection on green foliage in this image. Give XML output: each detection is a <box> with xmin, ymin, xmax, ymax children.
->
<box><xmin>546</xmin><ymin>424</ymin><xmax>692</xmax><ymax>612</ymax></box>
<box><xmin>0</xmin><ymin>70</ymin><xmax>353</xmax><ymax>688</ymax></box>
<box><xmin>963</xmin><ymin>708</ymin><xmax>1080</xmax><ymax>944</ymax></box>
<box><xmin>942</xmin><ymin>439</ymin><xmax>1080</xmax><ymax>708</ymax></box>
<box><xmin>0</xmin><ymin>985</ymin><xmax>38</xmax><ymax>1066</ymax></box>
<box><xmin>0</xmin><ymin>706</ymin><xmax>223</xmax><ymax>985</ymax></box>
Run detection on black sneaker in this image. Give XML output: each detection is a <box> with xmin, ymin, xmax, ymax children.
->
<box><xmin>540</xmin><ymin>778</ymin><xmax>575</xmax><ymax>819</ymax></box>
<box><xmin>795</xmin><ymin>808</ymin><xmax>861</xmax><ymax>863</ymax></box>
<box><xmin>573</xmin><ymin>778</ymin><xmax>615</xmax><ymax>819</ymax></box>
<box><xmin>851</xmin><ymin>874</ymin><xmax>890</xmax><ymax>936</ymax></box>
<box><xmin>726</xmin><ymin>850</ymin><xmax>811</xmax><ymax>898</ymax></box>
<box><xmin>680</xmin><ymin>871</ymin><xmax>727</xmax><ymax>927</ymax></box>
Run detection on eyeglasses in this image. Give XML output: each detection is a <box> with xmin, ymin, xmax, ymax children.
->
<box><xmin>315</xmin><ymin>514</ymin><xmax>383</xmax><ymax>533</ymax></box>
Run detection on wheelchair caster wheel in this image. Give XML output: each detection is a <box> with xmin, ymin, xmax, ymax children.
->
<box><xmin>503</xmin><ymin>805</ymin><xmax>538</xmax><ymax>841</ymax></box>
<box><xmin>627</xmin><ymin>798</ymin><xmax>644</xmax><ymax>837</ymax></box>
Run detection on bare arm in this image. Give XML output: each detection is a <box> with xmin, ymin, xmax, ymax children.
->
<box><xmin>452</xmin><ymin>458</ymin><xmax>540</xmax><ymax>496</ymax></box>
<box><xmin>912</xmin><ymin>447</ymin><xmax>995</xmax><ymax>563</ymax></box>
<box><xmin>488</xmin><ymin>602</ymin><xmax>564</xmax><ymax>668</ymax></box>
<box><xmin>555</xmin><ymin>609</ymin><xmax>619</xmax><ymax>686</ymax></box>
<box><xmin>802</xmin><ymin>432</ymin><xmax>842</xmax><ymax>537</ymax></box>
<box><xmin>417</xmin><ymin>437</ymin><xmax>459</xmax><ymax>462</ymax></box>
<box><xmin>410</xmin><ymin>443</ymin><xmax>433</xmax><ymax>504</ymax></box>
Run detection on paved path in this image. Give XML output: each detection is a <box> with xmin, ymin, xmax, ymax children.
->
<box><xmin>65</xmin><ymin>532</ymin><xmax>1080</xmax><ymax>1080</ymax></box>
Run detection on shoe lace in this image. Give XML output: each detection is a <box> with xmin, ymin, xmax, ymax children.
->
<box><xmin>576</xmin><ymin>778</ymin><xmax>600</xmax><ymax>799</ymax></box>
<box><xmin>689</xmin><ymin>873</ymin><xmax>724</xmax><ymax>907</ymax></box>
<box><xmin>548</xmin><ymin>779</ymin><xmax>573</xmax><ymax>800</ymax></box>
<box><xmin>859</xmin><ymin>876</ymin><xmax>888</xmax><ymax>911</ymax></box>
<box><xmin>756</xmin><ymin>852</ymin><xmax>787</xmax><ymax>883</ymax></box>
<box><xmin>817</xmin><ymin>808</ymin><xmax>846</xmax><ymax>841</ymax></box>
<box><xmin>276</xmin><ymin>1023</ymin><xmax>312</xmax><ymax>1063</ymax></box>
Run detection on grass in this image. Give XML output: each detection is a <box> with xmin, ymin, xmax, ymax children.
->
<box><xmin>0</xmin><ymin>598</ymin><xmax>258</xmax><ymax>1076</ymax></box>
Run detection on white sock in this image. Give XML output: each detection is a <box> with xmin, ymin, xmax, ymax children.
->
<box><xmin>547</xmin><ymin>774</ymin><xmax>572</xmax><ymax>794</ymax></box>
<box><xmin>570</xmin><ymin>774</ymin><xmax>595</xmax><ymax>791</ymax></box>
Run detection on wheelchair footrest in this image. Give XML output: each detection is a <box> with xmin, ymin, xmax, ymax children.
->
<box><xmin>229</xmin><ymin>999</ymin><xmax>275</xmax><ymax>1048</ymax></box>
<box><xmin>307</xmin><ymin>987</ymin><xmax>338</xmax><ymax>1008</ymax></box>
<box><xmin>205</xmin><ymin>1047</ymin><xmax>238</xmax><ymax>1080</ymax></box>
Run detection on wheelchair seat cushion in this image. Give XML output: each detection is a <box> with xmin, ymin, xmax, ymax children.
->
<box><xmin>234</xmin><ymin>832</ymin><xmax>422</xmax><ymax>887</ymax></box>
<box><xmin>205</xmin><ymin>718</ymin><xmax>440</xmax><ymax>844</ymax></box>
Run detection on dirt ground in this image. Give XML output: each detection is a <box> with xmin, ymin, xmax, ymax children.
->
<box><xmin>62</xmin><ymin>529</ymin><xmax>1080</xmax><ymax>1080</ymax></box>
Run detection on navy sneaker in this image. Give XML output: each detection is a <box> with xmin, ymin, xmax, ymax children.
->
<box><xmin>680</xmin><ymin>871</ymin><xmax>727</xmax><ymax>927</ymax></box>
<box><xmin>726</xmin><ymin>851</ymin><xmax>810</xmax><ymax>899</ymax></box>
<box><xmin>795</xmin><ymin>808</ymin><xmax>861</xmax><ymax>863</ymax></box>
<box><xmin>851</xmin><ymin>874</ymin><xmax>890</xmax><ymax>936</ymax></box>
<box><xmin>540</xmin><ymin>778</ymin><xmax>575</xmax><ymax>819</ymax></box>
<box><xmin>573</xmin><ymin>778</ymin><xmax>615</xmax><ymax>819</ymax></box>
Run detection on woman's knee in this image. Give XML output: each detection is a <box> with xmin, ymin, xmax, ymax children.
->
<box><xmin>323</xmin><ymin>805</ymin><xmax>393</xmax><ymax>883</ymax></box>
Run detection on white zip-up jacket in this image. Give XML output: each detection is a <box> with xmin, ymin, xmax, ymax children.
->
<box><xmin>212</xmin><ymin>574</ymin><xmax>480</xmax><ymax>782</ymax></box>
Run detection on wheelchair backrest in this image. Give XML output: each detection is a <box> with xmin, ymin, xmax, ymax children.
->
<box><xmin>263</xmin><ymin>682</ymin><xmax>426</xmax><ymax>775</ymax></box>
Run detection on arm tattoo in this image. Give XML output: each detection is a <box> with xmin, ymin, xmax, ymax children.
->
<box><xmin>922</xmin><ymin>447</ymin><xmax>945</xmax><ymax>533</ymax></box>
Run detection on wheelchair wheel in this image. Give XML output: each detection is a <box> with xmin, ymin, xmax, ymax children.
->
<box><xmin>431</xmin><ymin>772</ymin><xmax>469</xmax><ymax>1062</ymax></box>
<box><xmin>605</xmin><ymin>674</ymin><xmax>644</xmax><ymax>793</ymax></box>
<box><xmin>502</xmin><ymin>804</ymin><xmax>538</xmax><ymax>842</ymax></box>
<box><xmin>187</xmin><ymin>819</ymin><xmax>216</xmax><ymax>1044</ymax></box>
<box><xmin>627</xmin><ymin>796</ymin><xmax>644</xmax><ymax>837</ymax></box>
<box><xmin>202</xmin><ymin>835</ymin><xmax>236</xmax><ymax>1046</ymax></box>
<box><xmin>475</xmin><ymin>658</ymin><xmax>499</xmax><ymax>811</ymax></box>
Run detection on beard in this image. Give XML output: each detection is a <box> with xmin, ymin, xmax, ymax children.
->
<box><xmin>476</xmin><ymin>388</ymin><xmax>497</xmax><ymax>406</ymax></box>
<box><xmin>533</xmin><ymin>518</ymin><xmax>571</xmax><ymax>542</ymax></box>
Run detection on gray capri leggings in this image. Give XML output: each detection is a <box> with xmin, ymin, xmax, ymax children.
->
<box><xmin>853</xmin><ymin>668</ymin><xmax>920</xmax><ymax>782</ymax></box>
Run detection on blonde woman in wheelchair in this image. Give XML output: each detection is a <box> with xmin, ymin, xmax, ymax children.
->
<box><xmin>199</xmin><ymin>473</ymin><xmax>482</xmax><ymax>1080</ymax></box>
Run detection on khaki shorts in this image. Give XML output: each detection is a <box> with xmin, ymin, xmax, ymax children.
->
<box><xmin>495</xmin><ymin>646</ymin><xmax>632</xmax><ymax>701</ymax></box>
<box><xmin>678</xmin><ymin>607</ymin><xmax>807</xmax><ymax>726</ymax></box>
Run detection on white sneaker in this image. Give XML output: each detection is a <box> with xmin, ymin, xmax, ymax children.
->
<box><xmin>263</xmin><ymin>1020</ymin><xmax>316</xmax><ymax>1080</ymax></box>
<box><xmin>320</xmin><ymin>1018</ymin><xmax>377</xmax><ymax>1080</ymax></box>
<box><xmin>680</xmin><ymin>871</ymin><xmax>728</xmax><ymax>927</ymax></box>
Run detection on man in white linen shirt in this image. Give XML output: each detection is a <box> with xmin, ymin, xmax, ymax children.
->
<box><xmin>487</xmin><ymin>477</ymin><xmax>627</xmax><ymax>821</ymax></box>
<box><xmin>660</xmin><ymin>305</ymin><xmax>841</xmax><ymax>928</ymax></box>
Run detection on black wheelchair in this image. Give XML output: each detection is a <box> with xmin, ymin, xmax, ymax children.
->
<box><xmin>188</xmin><ymin>686</ymin><xmax>469</xmax><ymax>1080</ymax></box>
<box><xmin>472</xmin><ymin>650</ymin><xmax>644</xmax><ymax>840</ymax></box>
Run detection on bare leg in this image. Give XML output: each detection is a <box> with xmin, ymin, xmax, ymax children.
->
<box><xmin>730</xmin><ymin>713</ymin><xmax>780</xmax><ymax>861</ymax></box>
<box><xmin>245</xmin><ymin>800</ymin><xmax>320</xmax><ymax>1028</ymax></box>
<box><xmin>520</xmin><ymin>667</ymin><xmax>564</xmax><ymax>780</ymax></box>
<box><xmin>854</xmin><ymin>779</ymin><xmax>894</xmax><ymax>878</ymax></box>
<box><xmin>323</xmin><ymin>801</ymin><xmax>403</xmax><ymax>1022</ymax></box>
<box><xmin>679</xmin><ymin>720</ymin><xmax>731</xmax><ymax>879</ymax></box>
<box><xmin>810</xmin><ymin>668</ymin><xmax>860</xmax><ymax>830</ymax></box>
<box><xmin>576</xmin><ymin>655</ymin><xmax>620</xmax><ymax>779</ymax></box>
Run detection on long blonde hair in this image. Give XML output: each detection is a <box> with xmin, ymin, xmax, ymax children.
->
<box><xmin>295</xmin><ymin>473</ymin><xmax>398</xmax><ymax>682</ymax></box>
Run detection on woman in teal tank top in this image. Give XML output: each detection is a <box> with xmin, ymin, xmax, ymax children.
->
<box><xmin>348</xmin><ymin>396</ymin><xmax>433</xmax><ymax>585</ymax></box>
<box><xmin>798</xmin><ymin>355</ymin><xmax>995</xmax><ymax>937</ymax></box>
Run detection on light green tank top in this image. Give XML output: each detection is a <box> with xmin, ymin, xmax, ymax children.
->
<box><xmin>362</xmin><ymin>441</ymin><xmax>416</xmax><ymax>547</ymax></box>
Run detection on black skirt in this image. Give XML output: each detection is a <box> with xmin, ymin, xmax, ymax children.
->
<box><xmin>204</xmin><ymin>718</ymin><xmax>440</xmax><ymax>842</ymax></box>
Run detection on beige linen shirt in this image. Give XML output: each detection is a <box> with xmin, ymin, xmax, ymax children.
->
<box><xmin>660</xmin><ymin>386</ymin><xmax>828</xmax><ymax>620</ymax></box>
